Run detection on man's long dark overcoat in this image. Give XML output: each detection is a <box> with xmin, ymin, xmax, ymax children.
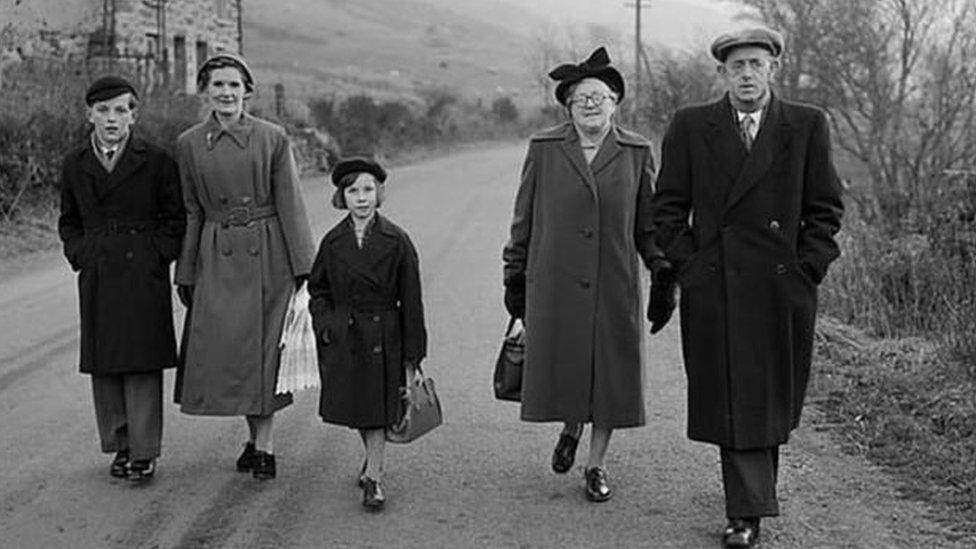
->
<box><xmin>650</xmin><ymin>94</ymin><xmax>843</xmax><ymax>449</ymax></box>
<box><xmin>308</xmin><ymin>214</ymin><xmax>428</xmax><ymax>428</ymax></box>
<box><xmin>58</xmin><ymin>135</ymin><xmax>185</xmax><ymax>374</ymax></box>
<box><xmin>503</xmin><ymin>122</ymin><xmax>659</xmax><ymax>428</ymax></box>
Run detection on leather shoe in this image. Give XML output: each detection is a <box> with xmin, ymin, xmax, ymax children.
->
<box><xmin>127</xmin><ymin>459</ymin><xmax>155</xmax><ymax>483</ymax></box>
<box><xmin>110</xmin><ymin>450</ymin><xmax>129</xmax><ymax>478</ymax></box>
<box><xmin>584</xmin><ymin>466</ymin><xmax>613</xmax><ymax>502</ymax></box>
<box><xmin>236</xmin><ymin>441</ymin><xmax>256</xmax><ymax>472</ymax></box>
<box><xmin>362</xmin><ymin>477</ymin><xmax>385</xmax><ymax>511</ymax></box>
<box><xmin>252</xmin><ymin>451</ymin><xmax>276</xmax><ymax>480</ymax></box>
<box><xmin>723</xmin><ymin>518</ymin><xmax>760</xmax><ymax>547</ymax></box>
<box><xmin>551</xmin><ymin>433</ymin><xmax>580</xmax><ymax>474</ymax></box>
<box><xmin>357</xmin><ymin>460</ymin><xmax>367</xmax><ymax>488</ymax></box>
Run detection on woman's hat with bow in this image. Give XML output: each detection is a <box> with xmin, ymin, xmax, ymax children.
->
<box><xmin>549</xmin><ymin>46</ymin><xmax>625</xmax><ymax>106</ymax></box>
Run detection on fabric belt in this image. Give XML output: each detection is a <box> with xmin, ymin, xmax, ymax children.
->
<box><xmin>208</xmin><ymin>205</ymin><xmax>278</xmax><ymax>227</ymax></box>
<box><xmin>85</xmin><ymin>220</ymin><xmax>158</xmax><ymax>235</ymax></box>
<box><xmin>350</xmin><ymin>304</ymin><xmax>398</xmax><ymax>313</ymax></box>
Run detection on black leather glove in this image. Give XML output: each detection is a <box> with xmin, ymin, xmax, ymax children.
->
<box><xmin>649</xmin><ymin>257</ymin><xmax>675</xmax><ymax>286</ymax></box>
<box><xmin>177</xmin><ymin>284</ymin><xmax>194</xmax><ymax>308</ymax></box>
<box><xmin>504</xmin><ymin>285</ymin><xmax>525</xmax><ymax>319</ymax></box>
<box><xmin>647</xmin><ymin>282</ymin><xmax>676</xmax><ymax>334</ymax></box>
<box><xmin>295</xmin><ymin>274</ymin><xmax>309</xmax><ymax>289</ymax></box>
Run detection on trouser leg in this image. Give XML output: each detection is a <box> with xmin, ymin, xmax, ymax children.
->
<box><xmin>122</xmin><ymin>371</ymin><xmax>163</xmax><ymax>461</ymax></box>
<box><xmin>91</xmin><ymin>374</ymin><xmax>128</xmax><ymax>454</ymax></box>
<box><xmin>720</xmin><ymin>446</ymin><xmax>780</xmax><ymax>518</ymax></box>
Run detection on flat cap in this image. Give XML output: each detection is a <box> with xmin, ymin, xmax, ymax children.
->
<box><xmin>549</xmin><ymin>46</ymin><xmax>625</xmax><ymax>105</ymax></box>
<box><xmin>710</xmin><ymin>27</ymin><xmax>784</xmax><ymax>62</ymax></box>
<box><xmin>85</xmin><ymin>75</ymin><xmax>138</xmax><ymax>105</ymax></box>
<box><xmin>331</xmin><ymin>157</ymin><xmax>387</xmax><ymax>187</ymax></box>
<box><xmin>196</xmin><ymin>51</ymin><xmax>255</xmax><ymax>93</ymax></box>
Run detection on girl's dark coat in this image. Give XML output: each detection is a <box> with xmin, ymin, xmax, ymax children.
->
<box><xmin>58</xmin><ymin>135</ymin><xmax>185</xmax><ymax>374</ymax></box>
<box><xmin>308</xmin><ymin>214</ymin><xmax>427</xmax><ymax>428</ymax></box>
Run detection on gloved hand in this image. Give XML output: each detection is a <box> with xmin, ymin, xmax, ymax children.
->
<box><xmin>177</xmin><ymin>284</ymin><xmax>194</xmax><ymax>308</ymax></box>
<box><xmin>649</xmin><ymin>257</ymin><xmax>675</xmax><ymax>286</ymax></box>
<box><xmin>504</xmin><ymin>285</ymin><xmax>525</xmax><ymax>319</ymax></box>
<box><xmin>647</xmin><ymin>282</ymin><xmax>676</xmax><ymax>334</ymax></box>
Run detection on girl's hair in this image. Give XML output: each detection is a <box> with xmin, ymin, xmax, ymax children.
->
<box><xmin>331</xmin><ymin>173</ymin><xmax>386</xmax><ymax>209</ymax></box>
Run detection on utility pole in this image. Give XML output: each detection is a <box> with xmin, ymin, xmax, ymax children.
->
<box><xmin>236</xmin><ymin>0</ymin><xmax>244</xmax><ymax>54</ymax></box>
<box><xmin>624</xmin><ymin>0</ymin><xmax>650</xmax><ymax>127</ymax></box>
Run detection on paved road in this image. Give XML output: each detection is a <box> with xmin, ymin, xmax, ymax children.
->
<box><xmin>0</xmin><ymin>142</ymin><xmax>965</xmax><ymax>548</ymax></box>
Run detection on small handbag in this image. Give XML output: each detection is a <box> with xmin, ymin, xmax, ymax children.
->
<box><xmin>492</xmin><ymin>317</ymin><xmax>524</xmax><ymax>402</ymax></box>
<box><xmin>386</xmin><ymin>366</ymin><xmax>443</xmax><ymax>443</ymax></box>
<box><xmin>276</xmin><ymin>284</ymin><xmax>320</xmax><ymax>394</ymax></box>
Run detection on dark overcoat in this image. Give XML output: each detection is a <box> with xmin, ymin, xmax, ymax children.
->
<box><xmin>503</xmin><ymin>122</ymin><xmax>659</xmax><ymax>428</ymax></box>
<box><xmin>650</xmin><ymin>94</ymin><xmax>844</xmax><ymax>449</ymax></box>
<box><xmin>175</xmin><ymin>112</ymin><xmax>315</xmax><ymax>416</ymax></box>
<box><xmin>58</xmin><ymin>135</ymin><xmax>185</xmax><ymax>375</ymax></box>
<box><xmin>308</xmin><ymin>214</ymin><xmax>427</xmax><ymax>428</ymax></box>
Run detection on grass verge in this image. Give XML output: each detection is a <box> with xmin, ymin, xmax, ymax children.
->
<box><xmin>811</xmin><ymin>316</ymin><xmax>976</xmax><ymax>541</ymax></box>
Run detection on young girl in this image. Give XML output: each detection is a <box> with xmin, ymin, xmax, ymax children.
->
<box><xmin>308</xmin><ymin>157</ymin><xmax>428</xmax><ymax>511</ymax></box>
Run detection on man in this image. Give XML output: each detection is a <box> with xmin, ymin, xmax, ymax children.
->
<box><xmin>58</xmin><ymin>76</ymin><xmax>185</xmax><ymax>483</ymax></box>
<box><xmin>647</xmin><ymin>28</ymin><xmax>843</xmax><ymax>547</ymax></box>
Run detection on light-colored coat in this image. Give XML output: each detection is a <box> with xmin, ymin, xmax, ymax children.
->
<box><xmin>650</xmin><ymin>94</ymin><xmax>843</xmax><ymax>449</ymax></box>
<box><xmin>175</xmin><ymin>112</ymin><xmax>315</xmax><ymax>416</ymax></box>
<box><xmin>503</xmin><ymin>122</ymin><xmax>659</xmax><ymax>428</ymax></box>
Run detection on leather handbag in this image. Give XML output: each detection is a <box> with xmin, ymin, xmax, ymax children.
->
<box><xmin>492</xmin><ymin>317</ymin><xmax>524</xmax><ymax>402</ymax></box>
<box><xmin>386</xmin><ymin>366</ymin><xmax>443</xmax><ymax>443</ymax></box>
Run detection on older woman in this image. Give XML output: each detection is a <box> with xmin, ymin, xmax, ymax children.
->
<box><xmin>502</xmin><ymin>47</ymin><xmax>664</xmax><ymax>501</ymax></box>
<box><xmin>175</xmin><ymin>52</ymin><xmax>315</xmax><ymax>480</ymax></box>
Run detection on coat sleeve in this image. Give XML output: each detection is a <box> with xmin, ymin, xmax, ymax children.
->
<box><xmin>271</xmin><ymin>131</ymin><xmax>315</xmax><ymax>277</ymax></box>
<box><xmin>634</xmin><ymin>145</ymin><xmax>665</xmax><ymax>269</ymax></box>
<box><xmin>307</xmin><ymin>238</ymin><xmax>333</xmax><ymax>318</ymax></box>
<box><xmin>151</xmin><ymin>151</ymin><xmax>186</xmax><ymax>262</ymax></box>
<box><xmin>57</xmin><ymin>155</ymin><xmax>87</xmax><ymax>272</ymax></box>
<box><xmin>648</xmin><ymin>110</ymin><xmax>696</xmax><ymax>268</ymax></box>
<box><xmin>398</xmin><ymin>233</ymin><xmax>428</xmax><ymax>363</ymax></box>
<box><xmin>797</xmin><ymin>111</ymin><xmax>844</xmax><ymax>283</ymax></box>
<box><xmin>501</xmin><ymin>142</ymin><xmax>538</xmax><ymax>289</ymax></box>
<box><xmin>175</xmin><ymin>137</ymin><xmax>203</xmax><ymax>285</ymax></box>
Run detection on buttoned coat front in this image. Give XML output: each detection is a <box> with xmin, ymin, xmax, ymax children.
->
<box><xmin>308</xmin><ymin>214</ymin><xmax>427</xmax><ymax>428</ymax></box>
<box><xmin>58</xmin><ymin>135</ymin><xmax>185</xmax><ymax>374</ymax></box>
<box><xmin>650</xmin><ymin>94</ymin><xmax>843</xmax><ymax>449</ymax></box>
<box><xmin>503</xmin><ymin>122</ymin><xmax>659</xmax><ymax>428</ymax></box>
<box><xmin>175</xmin><ymin>112</ymin><xmax>315</xmax><ymax>416</ymax></box>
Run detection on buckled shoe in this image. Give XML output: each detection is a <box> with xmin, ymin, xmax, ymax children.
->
<box><xmin>362</xmin><ymin>477</ymin><xmax>385</xmax><ymax>511</ymax></box>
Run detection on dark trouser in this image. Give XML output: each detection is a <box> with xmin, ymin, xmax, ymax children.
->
<box><xmin>720</xmin><ymin>446</ymin><xmax>780</xmax><ymax>518</ymax></box>
<box><xmin>91</xmin><ymin>371</ymin><xmax>163</xmax><ymax>461</ymax></box>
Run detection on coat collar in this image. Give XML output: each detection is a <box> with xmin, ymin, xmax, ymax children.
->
<box><xmin>80</xmin><ymin>133</ymin><xmax>150</xmax><ymax>199</ymax></box>
<box><xmin>545</xmin><ymin>122</ymin><xmax>641</xmax><ymax>200</ymax></box>
<box><xmin>723</xmin><ymin>93</ymin><xmax>792</xmax><ymax>212</ymax></box>
<box><xmin>203</xmin><ymin>111</ymin><xmax>254</xmax><ymax>150</ymax></box>
<box><xmin>326</xmin><ymin>213</ymin><xmax>400</xmax><ymax>288</ymax></box>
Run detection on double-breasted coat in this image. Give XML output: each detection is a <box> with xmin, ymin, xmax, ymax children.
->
<box><xmin>58</xmin><ymin>135</ymin><xmax>185</xmax><ymax>374</ymax></box>
<box><xmin>308</xmin><ymin>214</ymin><xmax>427</xmax><ymax>428</ymax></box>
<box><xmin>503</xmin><ymin>122</ymin><xmax>660</xmax><ymax>428</ymax></box>
<box><xmin>175</xmin><ymin>112</ymin><xmax>315</xmax><ymax>416</ymax></box>
<box><xmin>650</xmin><ymin>94</ymin><xmax>843</xmax><ymax>449</ymax></box>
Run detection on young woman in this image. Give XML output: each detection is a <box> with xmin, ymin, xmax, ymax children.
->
<box><xmin>308</xmin><ymin>157</ymin><xmax>428</xmax><ymax>511</ymax></box>
<box><xmin>174</xmin><ymin>52</ymin><xmax>315</xmax><ymax>480</ymax></box>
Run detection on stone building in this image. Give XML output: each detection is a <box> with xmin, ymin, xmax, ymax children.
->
<box><xmin>0</xmin><ymin>0</ymin><xmax>242</xmax><ymax>93</ymax></box>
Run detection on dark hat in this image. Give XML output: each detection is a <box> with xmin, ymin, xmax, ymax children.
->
<box><xmin>196</xmin><ymin>51</ymin><xmax>255</xmax><ymax>93</ymax></box>
<box><xmin>331</xmin><ymin>157</ymin><xmax>387</xmax><ymax>187</ymax></box>
<box><xmin>710</xmin><ymin>27</ymin><xmax>784</xmax><ymax>62</ymax></box>
<box><xmin>85</xmin><ymin>75</ymin><xmax>138</xmax><ymax>106</ymax></box>
<box><xmin>549</xmin><ymin>47</ymin><xmax>625</xmax><ymax>106</ymax></box>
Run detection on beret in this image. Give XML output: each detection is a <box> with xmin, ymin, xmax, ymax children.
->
<box><xmin>331</xmin><ymin>157</ymin><xmax>387</xmax><ymax>187</ymax></box>
<box><xmin>196</xmin><ymin>51</ymin><xmax>255</xmax><ymax>92</ymax></box>
<box><xmin>549</xmin><ymin>46</ymin><xmax>625</xmax><ymax>106</ymax></box>
<box><xmin>85</xmin><ymin>75</ymin><xmax>138</xmax><ymax>106</ymax></box>
<box><xmin>710</xmin><ymin>27</ymin><xmax>784</xmax><ymax>62</ymax></box>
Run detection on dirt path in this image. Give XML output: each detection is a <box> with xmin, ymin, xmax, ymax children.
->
<box><xmin>0</xmin><ymin>142</ymin><xmax>966</xmax><ymax>548</ymax></box>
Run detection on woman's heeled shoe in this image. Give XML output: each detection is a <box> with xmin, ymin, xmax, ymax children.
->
<box><xmin>361</xmin><ymin>477</ymin><xmax>385</xmax><ymax>511</ymax></box>
<box><xmin>252</xmin><ymin>451</ymin><xmax>276</xmax><ymax>480</ymax></box>
<box><xmin>236</xmin><ymin>441</ymin><xmax>256</xmax><ymax>472</ymax></box>
<box><xmin>551</xmin><ymin>433</ymin><xmax>580</xmax><ymax>473</ymax></box>
<box><xmin>110</xmin><ymin>449</ymin><xmax>130</xmax><ymax>478</ymax></box>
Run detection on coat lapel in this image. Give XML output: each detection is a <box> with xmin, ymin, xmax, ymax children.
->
<box><xmin>97</xmin><ymin>136</ymin><xmax>148</xmax><ymax>198</ymax></box>
<box><xmin>724</xmin><ymin>95</ymin><xmax>791</xmax><ymax>212</ymax></box>
<box><xmin>589</xmin><ymin>126</ymin><xmax>623</xmax><ymax>177</ymax></box>
<box><xmin>332</xmin><ymin>215</ymin><xmax>396</xmax><ymax>288</ymax></box>
<box><xmin>705</xmin><ymin>96</ymin><xmax>747</xmax><ymax>187</ymax></box>
<box><xmin>556</xmin><ymin>125</ymin><xmax>598</xmax><ymax>200</ymax></box>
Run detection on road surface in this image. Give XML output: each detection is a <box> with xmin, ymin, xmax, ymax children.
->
<box><xmin>0</xmin><ymin>142</ymin><xmax>966</xmax><ymax>548</ymax></box>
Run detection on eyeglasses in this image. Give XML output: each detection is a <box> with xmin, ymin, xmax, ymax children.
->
<box><xmin>569</xmin><ymin>92</ymin><xmax>613</xmax><ymax>107</ymax></box>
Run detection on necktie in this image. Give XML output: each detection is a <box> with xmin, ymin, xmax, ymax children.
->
<box><xmin>740</xmin><ymin>115</ymin><xmax>755</xmax><ymax>151</ymax></box>
<box><xmin>105</xmin><ymin>149</ymin><xmax>115</xmax><ymax>161</ymax></box>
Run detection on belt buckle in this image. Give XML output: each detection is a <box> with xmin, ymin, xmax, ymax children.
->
<box><xmin>224</xmin><ymin>206</ymin><xmax>251</xmax><ymax>227</ymax></box>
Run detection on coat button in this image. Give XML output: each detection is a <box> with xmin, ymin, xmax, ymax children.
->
<box><xmin>220</xmin><ymin>195</ymin><xmax>229</xmax><ymax>205</ymax></box>
<box><xmin>222</xmin><ymin>248</ymin><xmax>232</xmax><ymax>256</ymax></box>
<box><xmin>581</xmin><ymin>228</ymin><xmax>594</xmax><ymax>238</ymax></box>
<box><xmin>348</xmin><ymin>317</ymin><xmax>355</xmax><ymax>326</ymax></box>
<box><xmin>373</xmin><ymin>315</ymin><xmax>381</xmax><ymax>322</ymax></box>
<box><xmin>372</xmin><ymin>345</ymin><xmax>382</xmax><ymax>354</ymax></box>
<box><xmin>769</xmin><ymin>220</ymin><xmax>781</xmax><ymax>231</ymax></box>
<box><xmin>775</xmin><ymin>263</ymin><xmax>787</xmax><ymax>274</ymax></box>
<box><xmin>579</xmin><ymin>279</ymin><xmax>591</xmax><ymax>289</ymax></box>
<box><xmin>241</xmin><ymin>196</ymin><xmax>252</xmax><ymax>204</ymax></box>
<box><xmin>708</xmin><ymin>263</ymin><xmax>718</xmax><ymax>272</ymax></box>
<box><xmin>129</xmin><ymin>228</ymin><xmax>138</xmax><ymax>235</ymax></box>
<box><xmin>248</xmin><ymin>247</ymin><xmax>259</xmax><ymax>256</ymax></box>
<box><xmin>125</xmin><ymin>251</ymin><xmax>134</xmax><ymax>260</ymax></box>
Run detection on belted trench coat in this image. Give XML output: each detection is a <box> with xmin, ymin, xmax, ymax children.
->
<box><xmin>503</xmin><ymin>122</ymin><xmax>660</xmax><ymax>428</ymax></box>
<box><xmin>58</xmin><ymin>135</ymin><xmax>185</xmax><ymax>374</ymax></box>
<box><xmin>175</xmin><ymin>112</ymin><xmax>315</xmax><ymax>416</ymax></box>
<box><xmin>308</xmin><ymin>214</ymin><xmax>427</xmax><ymax>428</ymax></box>
<box><xmin>649</xmin><ymin>94</ymin><xmax>843</xmax><ymax>449</ymax></box>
